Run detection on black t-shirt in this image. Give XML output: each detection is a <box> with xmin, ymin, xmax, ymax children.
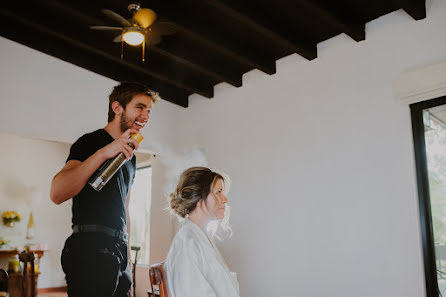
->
<box><xmin>66</xmin><ymin>129</ymin><xmax>136</xmax><ymax>231</ymax></box>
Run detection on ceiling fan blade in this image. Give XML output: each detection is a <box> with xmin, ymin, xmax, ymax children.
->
<box><xmin>133</xmin><ymin>8</ymin><xmax>157</xmax><ymax>29</ymax></box>
<box><xmin>101</xmin><ymin>9</ymin><xmax>131</xmax><ymax>26</ymax></box>
<box><xmin>113</xmin><ymin>34</ymin><xmax>123</xmax><ymax>43</ymax></box>
<box><xmin>90</xmin><ymin>26</ymin><xmax>123</xmax><ymax>31</ymax></box>
<box><xmin>146</xmin><ymin>34</ymin><xmax>162</xmax><ymax>46</ymax></box>
<box><xmin>150</xmin><ymin>22</ymin><xmax>177</xmax><ymax>35</ymax></box>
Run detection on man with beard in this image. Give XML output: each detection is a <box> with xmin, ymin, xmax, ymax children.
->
<box><xmin>50</xmin><ymin>82</ymin><xmax>158</xmax><ymax>297</ymax></box>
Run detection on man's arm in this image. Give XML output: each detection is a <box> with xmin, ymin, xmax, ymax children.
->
<box><xmin>50</xmin><ymin>152</ymin><xmax>107</xmax><ymax>204</ymax></box>
<box><xmin>50</xmin><ymin>128</ymin><xmax>140</xmax><ymax>205</ymax></box>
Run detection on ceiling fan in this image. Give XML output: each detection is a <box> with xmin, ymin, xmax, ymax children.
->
<box><xmin>90</xmin><ymin>3</ymin><xmax>176</xmax><ymax>62</ymax></box>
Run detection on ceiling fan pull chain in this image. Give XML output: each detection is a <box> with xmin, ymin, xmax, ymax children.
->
<box><xmin>121</xmin><ymin>37</ymin><xmax>124</xmax><ymax>60</ymax></box>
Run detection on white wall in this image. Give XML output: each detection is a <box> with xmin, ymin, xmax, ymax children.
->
<box><xmin>1</xmin><ymin>0</ymin><xmax>446</xmax><ymax>296</ymax></box>
<box><xmin>157</xmin><ymin>1</ymin><xmax>446</xmax><ymax>297</ymax></box>
<box><xmin>0</xmin><ymin>133</ymin><xmax>72</xmax><ymax>288</ymax></box>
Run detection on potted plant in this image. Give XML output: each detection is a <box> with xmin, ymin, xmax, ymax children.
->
<box><xmin>2</xmin><ymin>211</ymin><xmax>21</xmax><ymax>227</ymax></box>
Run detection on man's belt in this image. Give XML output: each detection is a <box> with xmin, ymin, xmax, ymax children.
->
<box><xmin>73</xmin><ymin>224</ymin><xmax>128</xmax><ymax>242</ymax></box>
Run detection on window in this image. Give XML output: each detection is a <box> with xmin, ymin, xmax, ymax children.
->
<box><xmin>411</xmin><ymin>96</ymin><xmax>446</xmax><ymax>297</ymax></box>
<box><xmin>129</xmin><ymin>165</ymin><xmax>152</xmax><ymax>265</ymax></box>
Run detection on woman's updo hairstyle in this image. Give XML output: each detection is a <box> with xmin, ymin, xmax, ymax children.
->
<box><xmin>169</xmin><ymin>167</ymin><xmax>226</xmax><ymax>218</ymax></box>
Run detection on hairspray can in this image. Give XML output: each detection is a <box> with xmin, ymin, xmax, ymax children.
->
<box><xmin>88</xmin><ymin>133</ymin><xmax>144</xmax><ymax>191</ymax></box>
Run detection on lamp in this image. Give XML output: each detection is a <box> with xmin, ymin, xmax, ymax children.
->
<box><xmin>123</xmin><ymin>27</ymin><xmax>145</xmax><ymax>46</ymax></box>
<box><xmin>121</xmin><ymin>27</ymin><xmax>147</xmax><ymax>62</ymax></box>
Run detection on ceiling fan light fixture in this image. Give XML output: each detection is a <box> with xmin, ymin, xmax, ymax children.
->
<box><xmin>123</xmin><ymin>28</ymin><xmax>144</xmax><ymax>46</ymax></box>
<box><xmin>133</xmin><ymin>8</ymin><xmax>157</xmax><ymax>29</ymax></box>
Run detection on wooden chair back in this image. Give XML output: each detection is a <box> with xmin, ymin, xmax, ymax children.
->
<box><xmin>18</xmin><ymin>251</ymin><xmax>36</xmax><ymax>297</ymax></box>
<box><xmin>149</xmin><ymin>262</ymin><xmax>168</xmax><ymax>297</ymax></box>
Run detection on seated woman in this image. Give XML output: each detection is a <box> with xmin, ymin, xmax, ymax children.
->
<box><xmin>164</xmin><ymin>167</ymin><xmax>240</xmax><ymax>297</ymax></box>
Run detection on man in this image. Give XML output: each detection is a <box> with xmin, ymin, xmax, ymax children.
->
<box><xmin>50</xmin><ymin>82</ymin><xmax>158</xmax><ymax>297</ymax></box>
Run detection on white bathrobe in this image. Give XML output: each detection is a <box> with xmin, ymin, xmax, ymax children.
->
<box><xmin>164</xmin><ymin>219</ymin><xmax>240</xmax><ymax>297</ymax></box>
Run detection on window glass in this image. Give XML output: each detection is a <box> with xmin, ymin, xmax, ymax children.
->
<box><xmin>423</xmin><ymin>106</ymin><xmax>446</xmax><ymax>294</ymax></box>
<box><xmin>129</xmin><ymin>166</ymin><xmax>152</xmax><ymax>265</ymax></box>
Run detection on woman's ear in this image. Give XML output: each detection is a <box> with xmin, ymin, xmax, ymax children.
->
<box><xmin>111</xmin><ymin>101</ymin><xmax>123</xmax><ymax>116</ymax></box>
<box><xmin>196</xmin><ymin>199</ymin><xmax>207</xmax><ymax>212</ymax></box>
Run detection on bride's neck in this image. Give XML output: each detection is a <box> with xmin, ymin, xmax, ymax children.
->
<box><xmin>188</xmin><ymin>210</ymin><xmax>210</xmax><ymax>232</ymax></box>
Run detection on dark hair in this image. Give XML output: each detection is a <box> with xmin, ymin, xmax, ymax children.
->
<box><xmin>169</xmin><ymin>167</ymin><xmax>226</xmax><ymax>218</ymax></box>
<box><xmin>107</xmin><ymin>82</ymin><xmax>158</xmax><ymax>122</ymax></box>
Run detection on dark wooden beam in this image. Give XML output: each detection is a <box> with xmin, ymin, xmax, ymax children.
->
<box><xmin>175</xmin><ymin>25</ymin><xmax>276</xmax><ymax>75</ymax></box>
<box><xmin>0</xmin><ymin>7</ymin><xmax>190</xmax><ymax>107</ymax></box>
<box><xmin>144</xmin><ymin>1</ymin><xmax>277</xmax><ymax>75</ymax></box>
<box><xmin>151</xmin><ymin>46</ymin><xmax>242</xmax><ymax>87</ymax></box>
<box><xmin>175</xmin><ymin>24</ymin><xmax>276</xmax><ymax>75</ymax></box>
<box><xmin>203</xmin><ymin>0</ymin><xmax>317</xmax><ymax>60</ymax></box>
<box><xmin>400</xmin><ymin>0</ymin><xmax>427</xmax><ymax>20</ymax></box>
<box><xmin>154</xmin><ymin>34</ymin><xmax>246</xmax><ymax>87</ymax></box>
<box><xmin>300</xmin><ymin>0</ymin><xmax>365</xmax><ymax>42</ymax></box>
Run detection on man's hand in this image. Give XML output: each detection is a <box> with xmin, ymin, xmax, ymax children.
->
<box><xmin>100</xmin><ymin>129</ymin><xmax>140</xmax><ymax>160</ymax></box>
<box><xmin>50</xmin><ymin>129</ymin><xmax>141</xmax><ymax>205</ymax></box>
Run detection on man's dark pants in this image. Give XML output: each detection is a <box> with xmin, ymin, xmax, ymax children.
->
<box><xmin>61</xmin><ymin>232</ymin><xmax>131</xmax><ymax>297</ymax></box>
